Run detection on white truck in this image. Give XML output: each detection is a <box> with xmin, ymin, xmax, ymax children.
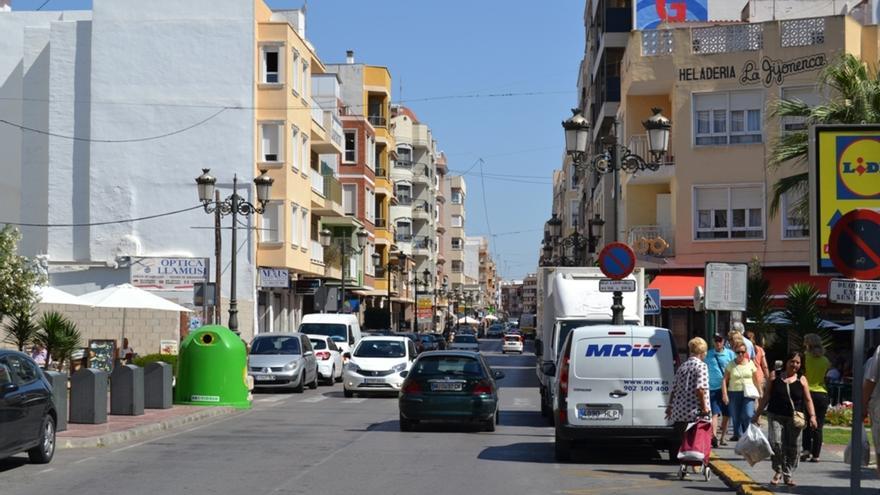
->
<box><xmin>535</xmin><ymin>267</ymin><xmax>645</xmax><ymax>418</ymax></box>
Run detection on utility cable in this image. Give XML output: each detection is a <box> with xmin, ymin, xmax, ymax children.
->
<box><xmin>2</xmin><ymin>204</ymin><xmax>205</xmax><ymax>227</ymax></box>
<box><xmin>35</xmin><ymin>0</ymin><xmax>51</xmax><ymax>10</ymax></box>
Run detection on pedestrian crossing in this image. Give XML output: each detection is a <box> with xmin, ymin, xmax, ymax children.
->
<box><xmin>300</xmin><ymin>395</ymin><xmax>328</xmax><ymax>403</ymax></box>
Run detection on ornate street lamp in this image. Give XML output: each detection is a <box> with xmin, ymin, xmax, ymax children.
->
<box><xmin>563</xmin><ymin>109</ymin><xmax>672</xmax><ymax>174</ymax></box>
<box><xmin>643</xmin><ymin>107</ymin><xmax>672</xmax><ymax>165</ymax></box>
<box><xmin>320</xmin><ymin>227</ymin><xmax>368</xmax><ymax>313</ymax></box>
<box><xmin>562</xmin><ymin>109</ymin><xmax>591</xmax><ymax>165</ymax></box>
<box><xmin>195</xmin><ymin>168</ymin><xmax>274</xmax><ymax>334</ymax></box>
<box><xmin>587</xmin><ymin>214</ymin><xmax>606</xmax><ymax>254</ymax></box>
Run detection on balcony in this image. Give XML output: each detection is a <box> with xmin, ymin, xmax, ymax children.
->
<box><xmin>396</xmin><ymin>196</ymin><xmax>412</xmax><ymax>206</ymax></box>
<box><xmin>627</xmin><ymin>225</ymin><xmax>675</xmax><ymax>258</ymax></box>
<box><xmin>314</xmin><ymin>173</ymin><xmax>344</xmax><ymax>217</ymax></box>
<box><xmin>395</xmin><ymin>233</ymin><xmax>413</xmax><ymax>243</ymax></box>
<box><xmin>396</xmin><ymin>158</ymin><xmax>413</xmax><ymax>169</ymax></box>
<box><xmin>310</xmin><ymin>167</ymin><xmax>324</xmax><ymax>194</ymax></box>
<box><xmin>310</xmin><ymin>240</ymin><xmax>324</xmax><ymax>265</ymax></box>
<box><xmin>374</xmin><ymin>218</ymin><xmax>388</xmax><ymax>229</ymax></box>
<box><xmin>625</xmin><ymin>134</ymin><xmax>674</xmax><ymax>185</ymax></box>
<box><xmin>368</xmin><ymin>115</ymin><xmax>387</xmax><ymax>127</ymax></box>
<box><xmin>692</xmin><ymin>24</ymin><xmax>763</xmax><ymax>54</ymax></box>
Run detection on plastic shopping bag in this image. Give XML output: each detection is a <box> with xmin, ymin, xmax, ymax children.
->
<box><xmin>734</xmin><ymin>424</ymin><xmax>773</xmax><ymax>466</ymax></box>
<box><xmin>845</xmin><ymin>425</ymin><xmax>871</xmax><ymax>467</ymax></box>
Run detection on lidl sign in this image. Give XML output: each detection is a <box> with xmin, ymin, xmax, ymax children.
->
<box><xmin>811</xmin><ymin>126</ymin><xmax>880</xmax><ymax>275</ymax></box>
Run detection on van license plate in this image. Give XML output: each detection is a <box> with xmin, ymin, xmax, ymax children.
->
<box><xmin>578</xmin><ymin>407</ymin><xmax>620</xmax><ymax>420</ymax></box>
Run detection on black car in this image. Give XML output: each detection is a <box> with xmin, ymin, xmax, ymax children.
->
<box><xmin>486</xmin><ymin>324</ymin><xmax>506</xmax><ymax>338</ymax></box>
<box><xmin>0</xmin><ymin>350</ymin><xmax>57</xmax><ymax>464</ymax></box>
<box><xmin>419</xmin><ymin>334</ymin><xmax>439</xmax><ymax>352</ymax></box>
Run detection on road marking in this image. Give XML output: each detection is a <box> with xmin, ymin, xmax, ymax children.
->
<box><xmin>38</xmin><ymin>468</ymin><xmax>54</xmax><ymax>474</ymax></box>
<box><xmin>342</xmin><ymin>398</ymin><xmax>366</xmax><ymax>404</ymax></box>
<box><xmin>256</xmin><ymin>396</ymin><xmax>286</xmax><ymax>403</ymax></box>
<box><xmin>72</xmin><ymin>456</ymin><xmax>95</xmax><ymax>465</ymax></box>
<box><xmin>300</xmin><ymin>396</ymin><xmax>328</xmax><ymax>403</ymax></box>
<box><xmin>512</xmin><ymin>398</ymin><xmax>533</xmax><ymax>408</ymax></box>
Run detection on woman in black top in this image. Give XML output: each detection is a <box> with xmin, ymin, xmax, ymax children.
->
<box><xmin>753</xmin><ymin>352</ymin><xmax>817</xmax><ymax>487</ymax></box>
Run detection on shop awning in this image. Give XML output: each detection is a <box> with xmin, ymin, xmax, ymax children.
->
<box><xmin>648</xmin><ymin>274</ymin><xmax>704</xmax><ymax>308</ymax></box>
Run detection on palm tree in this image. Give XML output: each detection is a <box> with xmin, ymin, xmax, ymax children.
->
<box><xmin>780</xmin><ymin>283</ymin><xmax>829</xmax><ymax>352</ymax></box>
<box><xmin>768</xmin><ymin>54</ymin><xmax>880</xmax><ymax>219</ymax></box>
<box><xmin>34</xmin><ymin>311</ymin><xmax>80</xmax><ymax>371</ymax></box>
<box><xmin>3</xmin><ymin>307</ymin><xmax>37</xmax><ymax>351</ymax></box>
<box><xmin>745</xmin><ymin>258</ymin><xmax>774</xmax><ymax>345</ymax></box>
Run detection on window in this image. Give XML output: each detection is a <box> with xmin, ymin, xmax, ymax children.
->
<box><xmin>343</xmin><ymin>184</ymin><xmax>357</xmax><ymax>216</ymax></box>
<box><xmin>782</xmin><ymin>188</ymin><xmax>809</xmax><ymax>239</ymax></box>
<box><xmin>300</xmin><ymin>208</ymin><xmax>308</xmax><ymax>247</ymax></box>
<box><xmin>570</xmin><ymin>200</ymin><xmax>579</xmax><ymax>229</ymax></box>
<box><xmin>291</xmin><ymin>50</ymin><xmax>300</xmax><ymax>94</ymax></box>
<box><xmin>694</xmin><ymin>90</ymin><xmax>762</xmax><ymax>146</ymax></box>
<box><xmin>451</xmin><ymin>215</ymin><xmax>463</xmax><ymax>228</ymax></box>
<box><xmin>262</xmin><ymin>46</ymin><xmax>280</xmax><ymax>84</ymax></box>
<box><xmin>570</xmin><ymin>164</ymin><xmax>578</xmax><ymax>189</ymax></box>
<box><xmin>781</xmin><ymin>86</ymin><xmax>822</xmax><ymax>132</ymax></box>
<box><xmin>301</xmin><ymin>134</ymin><xmax>309</xmax><ymax>173</ymax></box>
<box><xmin>344</xmin><ymin>131</ymin><xmax>356</xmax><ymax>163</ymax></box>
<box><xmin>451</xmin><ymin>237</ymin><xmax>463</xmax><ymax>250</ymax></box>
<box><xmin>366</xmin><ymin>189</ymin><xmax>375</xmax><ymax>222</ymax></box>
<box><xmin>451</xmin><ymin>260</ymin><xmax>463</xmax><ymax>273</ymax></box>
<box><xmin>290</xmin><ymin>204</ymin><xmax>299</xmax><ymax>246</ymax></box>
<box><xmin>260</xmin><ymin>123</ymin><xmax>282</xmax><ymax>162</ymax></box>
<box><xmin>301</xmin><ymin>61</ymin><xmax>309</xmax><ymax>97</ymax></box>
<box><xmin>260</xmin><ymin>202</ymin><xmax>282</xmax><ymax>243</ymax></box>
<box><xmin>396</xmin><ymin>184</ymin><xmax>411</xmax><ymax>204</ymax></box>
<box><xmin>397</xmin><ymin>221</ymin><xmax>411</xmax><ymax>240</ymax></box>
<box><xmin>694</xmin><ymin>185</ymin><xmax>764</xmax><ymax>240</ymax></box>
<box><xmin>290</xmin><ymin>126</ymin><xmax>300</xmax><ymax>170</ymax></box>
<box><xmin>451</xmin><ymin>188</ymin><xmax>463</xmax><ymax>204</ymax></box>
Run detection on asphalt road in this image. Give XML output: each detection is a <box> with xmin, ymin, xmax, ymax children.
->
<box><xmin>0</xmin><ymin>339</ymin><xmax>733</xmax><ymax>495</ymax></box>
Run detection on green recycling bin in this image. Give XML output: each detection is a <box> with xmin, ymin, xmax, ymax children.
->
<box><xmin>174</xmin><ymin>325</ymin><xmax>251</xmax><ymax>409</ymax></box>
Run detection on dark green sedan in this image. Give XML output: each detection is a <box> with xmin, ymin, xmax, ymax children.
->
<box><xmin>398</xmin><ymin>351</ymin><xmax>504</xmax><ymax>432</ymax></box>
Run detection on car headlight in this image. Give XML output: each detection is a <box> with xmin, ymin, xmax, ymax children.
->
<box><xmin>345</xmin><ymin>361</ymin><xmax>360</xmax><ymax>372</ymax></box>
<box><xmin>391</xmin><ymin>362</ymin><xmax>407</xmax><ymax>373</ymax></box>
<box><xmin>284</xmin><ymin>360</ymin><xmax>299</xmax><ymax>371</ymax></box>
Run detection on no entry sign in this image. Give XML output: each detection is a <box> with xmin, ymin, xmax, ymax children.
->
<box><xmin>598</xmin><ymin>242</ymin><xmax>636</xmax><ymax>280</ymax></box>
<box><xmin>828</xmin><ymin>209</ymin><xmax>880</xmax><ymax>280</ymax></box>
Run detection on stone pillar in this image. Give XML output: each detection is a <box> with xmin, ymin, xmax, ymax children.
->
<box><xmin>70</xmin><ymin>369</ymin><xmax>108</xmax><ymax>424</ymax></box>
<box><xmin>43</xmin><ymin>371</ymin><xmax>68</xmax><ymax>432</ymax></box>
<box><xmin>110</xmin><ymin>364</ymin><xmax>144</xmax><ymax>416</ymax></box>
<box><xmin>144</xmin><ymin>362</ymin><xmax>173</xmax><ymax>409</ymax></box>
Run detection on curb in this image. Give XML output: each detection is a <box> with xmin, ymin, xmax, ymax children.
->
<box><xmin>57</xmin><ymin>406</ymin><xmax>240</xmax><ymax>449</ymax></box>
<box><xmin>710</xmin><ymin>455</ymin><xmax>774</xmax><ymax>495</ymax></box>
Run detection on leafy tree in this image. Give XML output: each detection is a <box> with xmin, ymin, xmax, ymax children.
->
<box><xmin>780</xmin><ymin>283</ymin><xmax>829</xmax><ymax>352</ymax></box>
<box><xmin>745</xmin><ymin>258</ymin><xmax>774</xmax><ymax>344</ymax></box>
<box><xmin>34</xmin><ymin>311</ymin><xmax>80</xmax><ymax>370</ymax></box>
<box><xmin>768</xmin><ymin>54</ymin><xmax>880</xmax><ymax>219</ymax></box>
<box><xmin>0</xmin><ymin>225</ymin><xmax>45</xmax><ymax>321</ymax></box>
<box><xmin>3</xmin><ymin>307</ymin><xmax>37</xmax><ymax>351</ymax></box>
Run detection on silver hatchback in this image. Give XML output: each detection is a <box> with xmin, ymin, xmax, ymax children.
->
<box><xmin>248</xmin><ymin>333</ymin><xmax>319</xmax><ymax>392</ymax></box>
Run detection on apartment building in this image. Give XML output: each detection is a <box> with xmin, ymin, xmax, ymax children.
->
<box><xmin>522</xmin><ymin>273</ymin><xmax>538</xmax><ymax>316</ymax></box>
<box><xmin>500</xmin><ymin>280</ymin><xmax>524</xmax><ymax>319</ymax></box>
<box><xmin>478</xmin><ymin>238</ymin><xmax>499</xmax><ymax>313</ymax></box>
<box><xmin>434</xmin><ymin>152</ymin><xmax>450</xmax><ymax>327</ymax></box>
<box><xmin>443</xmin><ymin>176</ymin><xmax>468</xmax><ymax>293</ymax></box>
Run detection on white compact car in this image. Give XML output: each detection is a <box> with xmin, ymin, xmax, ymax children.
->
<box><xmin>501</xmin><ymin>334</ymin><xmax>524</xmax><ymax>354</ymax></box>
<box><xmin>307</xmin><ymin>334</ymin><xmax>344</xmax><ymax>385</ymax></box>
<box><xmin>343</xmin><ymin>336</ymin><xmax>417</xmax><ymax>397</ymax></box>
<box><xmin>449</xmin><ymin>334</ymin><xmax>479</xmax><ymax>352</ymax></box>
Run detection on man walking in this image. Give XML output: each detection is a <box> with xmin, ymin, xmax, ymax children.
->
<box><xmin>707</xmin><ymin>334</ymin><xmax>735</xmax><ymax>446</ymax></box>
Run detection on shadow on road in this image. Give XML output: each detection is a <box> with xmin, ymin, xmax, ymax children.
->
<box><xmin>498</xmin><ymin>410</ymin><xmax>549</xmax><ymax>427</ymax></box>
<box><xmin>478</xmin><ymin>442</ymin><xmax>556</xmax><ymax>463</ymax></box>
<box><xmin>478</xmin><ymin>440</ymin><xmax>671</xmax><ymax>466</ymax></box>
<box><xmin>0</xmin><ymin>457</ymin><xmax>28</xmax><ymax>473</ymax></box>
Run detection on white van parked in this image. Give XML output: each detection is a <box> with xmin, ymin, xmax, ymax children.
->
<box><xmin>298</xmin><ymin>314</ymin><xmax>363</xmax><ymax>355</ymax></box>
<box><xmin>552</xmin><ymin>324</ymin><xmax>679</xmax><ymax>462</ymax></box>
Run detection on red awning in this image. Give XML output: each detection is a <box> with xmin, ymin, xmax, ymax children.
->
<box><xmin>648</xmin><ymin>274</ymin><xmax>704</xmax><ymax>308</ymax></box>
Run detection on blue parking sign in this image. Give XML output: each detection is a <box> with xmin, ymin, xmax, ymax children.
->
<box><xmin>645</xmin><ymin>289</ymin><xmax>661</xmax><ymax>316</ymax></box>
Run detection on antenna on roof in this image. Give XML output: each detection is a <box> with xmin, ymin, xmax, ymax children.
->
<box><xmin>302</xmin><ymin>0</ymin><xmax>307</xmax><ymax>14</ymax></box>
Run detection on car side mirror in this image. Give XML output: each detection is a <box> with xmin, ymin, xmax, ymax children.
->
<box><xmin>493</xmin><ymin>370</ymin><xmax>505</xmax><ymax>380</ymax></box>
<box><xmin>349</xmin><ymin>335</ymin><xmax>355</xmax><ymax>345</ymax></box>
<box><xmin>399</xmin><ymin>371</ymin><xmax>409</xmax><ymax>378</ymax></box>
<box><xmin>0</xmin><ymin>382</ymin><xmax>18</xmax><ymax>397</ymax></box>
<box><xmin>343</xmin><ymin>352</ymin><xmax>351</xmax><ymax>360</ymax></box>
<box><xmin>534</xmin><ymin>340</ymin><xmax>543</xmax><ymax>357</ymax></box>
<box><xmin>541</xmin><ymin>362</ymin><xmax>556</xmax><ymax>377</ymax></box>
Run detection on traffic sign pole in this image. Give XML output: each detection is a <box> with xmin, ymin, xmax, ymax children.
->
<box><xmin>598</xmin><ymin>243</ymin><xmax>636</xmax><ymax>326</ymax></box>
<box><xmin>851</xmin><ymin>304</ymin><xmax>866</xmax><ymax>493</ymax></box>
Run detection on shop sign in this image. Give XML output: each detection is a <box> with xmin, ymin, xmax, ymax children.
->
<box><xmin>130</xmin><ymin>257</ymin><xmax>208</xmax><ymax>290</ymax></box>
<box><xmin>294</xmin><ymin>279</ymin><xmax>322</xmax><ymax>295</ymax></box>
<box><xmin>677</xmin><ymin>54</ymin><xmax>826</xmax><ymax>87</ymax></box>
<box><xmin>259</xmin><ymin>268</ymin><xmax>289</xmax><ymax>289</ymax></box>
<box><xmin>417</xmin><ymin>295</ymin><xmax>433</xmax><ymax>323</ymax></box>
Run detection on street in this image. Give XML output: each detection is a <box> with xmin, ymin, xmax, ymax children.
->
<box><xmin>0</xmin><ymin>340</ymin><xmax>731</xmax><ymax>495</ymax></box>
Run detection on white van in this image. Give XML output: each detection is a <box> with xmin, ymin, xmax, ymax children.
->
<box><xmin>298</xmin><ymin>314</ymin><xmax>363</xmax><ymax>355</ymax></box>
<box><xmin>552</xmin><ymin>324</ymin><xmax>679</xmax><ymax>462</ymax></box>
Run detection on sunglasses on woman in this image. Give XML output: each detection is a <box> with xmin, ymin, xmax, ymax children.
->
<box><xmin>735</xmin><ymin>350</ymin><xmax>747</xmax><ymax>355</ymax></box>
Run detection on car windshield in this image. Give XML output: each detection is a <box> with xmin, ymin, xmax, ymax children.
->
<box><xmin>309</xmin><ymin>339</ymin><xmax>327</xmax><ymax>350</ymax></box>
<box><xmin>299</xmin><ymin>323</ymin><xmax>347</xmax><ymax>342</ymax></box>
<box><xmin>453</xmin><ymin>335</ymin><xmax>477</xmax><ymax>344</ymax></box>
<box><xmin>251</xmin><ymin>336</ymin><xmax>300</xmax><ymax>355</ymax></box>
<box><xmin>420</xmin><ymin>336</ymin><xmax>433</xmax><ymax>342</ymax></box>
<box><xmin>353</xmin><ymin>340</ymin><xmax>406</xmax><ymax>358</ymax></box>
<box><xmin>412</xmin><ymin>356</ymin><xmax>484</xmax><ymax>377</ymax></box>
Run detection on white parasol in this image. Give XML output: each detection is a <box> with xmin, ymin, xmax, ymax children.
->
<box><xmin>34</xmin><ymin>286</ymin><xmax>91</xmax><ymax>306</ymax></box>
<box><xmin>78</xmin><ymin>284</ymin><xmax>191</xmax><ymax>342</ymax></box>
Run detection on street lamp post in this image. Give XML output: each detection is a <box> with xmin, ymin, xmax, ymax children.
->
<box><xmin>373</xmin><ymin>249</ymin><xmax>407</xmax><ymax>331</ymax></box>
<box><xmin>195</xmin><ymin>168</ymin><xmax>274</xmax><ymax>334</ymax></box>
<box><xmin>319</xmin><ymin>228</ymin><xmax>368</xmax><ymax>313</ymax></box>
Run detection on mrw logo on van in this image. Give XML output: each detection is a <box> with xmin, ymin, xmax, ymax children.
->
<box><xmin>585</xmin><ymin>344</ymin><xmax>661</xmax><ymax>358</ymax></box>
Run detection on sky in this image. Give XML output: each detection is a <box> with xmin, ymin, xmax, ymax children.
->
<box><xmin>12</xmin><ymin>0</ymin><xmax>584</xmax><ymax>281</ymax></box>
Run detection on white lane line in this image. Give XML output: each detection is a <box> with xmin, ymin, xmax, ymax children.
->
<box><xmin>256</xmin><ymin>396</ymin><xmax>286</xmax><ymax>403</ymax></box>
<box><xmin>511</xmin><ymin>398</ymin><xmax>534</xmax><ymax>408</ymax></box>
<box><xmin>72</xmin><ymin>456</ymin><xmax>95</xmax><ymax>465</ymax></box>
<box><xmin>38</xmin><ymin>468</ymin><xmax>54</xmax><ymax>474</ymax></box>
<box><xmin>341</xmin><ymin>398</ymin><xmax>366</xmax><ymax>404</ymax></box>
<box><xmin>300</xmin><ymin>396</ymin><xmax>328</xmax><ymax>403</ymax></box>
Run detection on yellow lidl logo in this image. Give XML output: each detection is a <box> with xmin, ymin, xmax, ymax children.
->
<box><xmin>837</xmin><ymin>136</ymin><xmax>880</xmax><ymax>199</ymax></box>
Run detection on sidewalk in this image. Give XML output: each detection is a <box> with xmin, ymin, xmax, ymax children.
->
<box><xmin>710</xmin><ymin>425</ymin><xmax>880</xmax><ymax>495</ymax></box>
<box><xmin>58</xmin><ymin>405</ymin><xmax>240</xmax><ymax>449</ymax></box>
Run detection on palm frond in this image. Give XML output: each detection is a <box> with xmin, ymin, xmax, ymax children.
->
<box><xmin>769</xmin><ymin>173</ymin><xmax>808</xmax><ymax>218</ymax></box>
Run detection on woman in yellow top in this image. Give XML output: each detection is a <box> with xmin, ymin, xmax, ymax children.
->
<box><xmin>801</xmin><ymin>333</ymin><xmax>830</xmax><ymax>462</ymax></box>
<box><xmin>722</xmin><ymin>341</ymin><xmax>761</xmax><ymax>441</ymax></box>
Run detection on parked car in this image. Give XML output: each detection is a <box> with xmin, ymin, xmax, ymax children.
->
<box><xmin>248</xmin><ymin>333</ymin><xmax>319</xmax><ymax>393</ymax></box>
<box><xmin>449</xmin><ymin>334</ymin><xmax>480</xmax><ymax>352</ymax></box>
<box><xmin>343</xmin><ymin>336</ymin><xmax>418</xmax><ymax>397</ymax></box>
<box><xmin>398</xmin><ymin>351</ymin><xmax>504</xmax><ymax>431</ymax></box>
<box><xmin>0</xmin><ymin>350</ymin><xmax>57</xmax><ymax>464</ymax></box>
<box><xmin>501</xmin><ymin>333</ymin><xmax>524</xmax><ymax>354</ymax></box>
<box><xmin>307</xmin><ymin>334</ymin><xmax>344</xmax><ymax>385</ymax></box>
<box><xmin>396</xmin><ymin>333</ymin><xmax>425</xmax><ymax>353</ymax></box>
<box><xmin>486</xmin><ymin>324</ymin><xmax>506</xmax><ymax>338</ymax></box>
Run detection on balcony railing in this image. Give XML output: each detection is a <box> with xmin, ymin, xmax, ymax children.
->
<box><xmin>327</xmin><ymin>112</ymin><xmax>343</xmax><ymax>149</ymax></box>
<box><xmin>395</xmin><ymin>233</ymin><xmax>413</xmax><ymax>243</ymax></box>
<box><xmin>412</xmin><ymin>236</ymin><xmax>432</xmax><ymax>250</ymax></box>
<box><xmin>374</xmin><ymin>218</ymin><xmax>388</xmax><ymax>229</ymax></box>
<box><xmin>323</xmin><ymin>173</ymin><xmax>342</xmax><ymax>205</ymax></box>
<box><xmin>368</xmin><ymin>115</ymin><xmax>387</xmax><ymax>127</ymax></box>
<box><xmin>310</xmin><ymin>240</ymin><xmax>324</xmax><ymax>264</ymax></box>
<box><xmin>627</xmin><ymin>225</ymin><xmax>675</xmax><ymax>258</ymax></box>
<box><xmin>628</xmin><ymin>134</ymin><xmax>674</xmax><ymax>166</ymax></box>
<box><xmin>692</xmin><ymin>24</ymin><xmax>763</xmax><ymax>54</ymax></box>
<box><xmin>397</xmin><ymin>196</ymin><xmax>412</xmax><ymax>206</ymax></box>
<box><xmin>310</xmin><ymin>167</ymin><xmax>323</xmax><ymax>194</ymax></box>
<box><xmin>395</xmin><ymin>159</ymin><xmax>413</xmax><ymax>169</ymax></box>
<box><xmin>310</xmin><ymin>99</ymin><xmax>324</xmax><ymax>129</ymax></box>
<box><xmin>375</xmin><ymin>167</ymin><xmax>387</xmax><ymax>178</ymax></box>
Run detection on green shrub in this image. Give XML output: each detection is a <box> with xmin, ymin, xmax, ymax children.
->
<box><xmin>133</xmin><ymin>353</ymin><xmax>178</xmax><ymax>376</ymax></box>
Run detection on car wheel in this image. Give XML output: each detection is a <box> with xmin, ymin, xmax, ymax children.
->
<box><xmin>554</xmin><ymin>436</ymin><xmax>572</xmax><ymax>462</ymax></box>
<box><xmin>323</xmin><ymin>366</ymin><xmax>335</xmax><ymax>386</ymax></box>
<box><xmin>309</xmin><ymin>368</ymin><xmax>319</xmax><ymax>389</ymax></box>
<box><xmin>292</xmin><ymin>372</ymin><xmax>305</xmax><ymax>393</ymax></box>
<box><xmin>483</xmin><ymin>416</ymin><xmax>496</xmax><ymax>432</ymax></box>
<box><xmin>540</xmin><ymin>393</ymin><xmax>551</xmax><ymax>418</ymax></box>
<box><xmin>343</xmin><ymin>388</ymin><xmax>354</xmax><ymax>398</ymax></box>
<box><xmin>495</xmin><ymin>409</ymin><xmax>501</xmax><ymax>425</ymax></box>
<box><xmin>27</xmin><ymin>414</ymin><xmax>56</xmax><ymax>464</ymax></box>
<box><xmin>399</xmin><ymin>414</ymin><xmax>414</xmax><ymax>432</ymax></box>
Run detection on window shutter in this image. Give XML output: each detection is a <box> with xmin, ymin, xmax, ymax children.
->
<box><xmin>731</xmin><ymin>186</ymin><xmax>763</xmax><ymax>209</ymax></box>
<box><xmin>695</xmin><ymin>187</ymin><xmax>728</xmax><ymax>211</ymax></box>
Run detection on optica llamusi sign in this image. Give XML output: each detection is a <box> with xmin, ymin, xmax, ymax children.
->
<box><xmin>810</xmin><ymin>126</ymin><xmax>880</xmax><ymax>275</ymax></box>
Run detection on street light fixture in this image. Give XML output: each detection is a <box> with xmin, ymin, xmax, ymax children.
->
<box><xmin>319</xmin><ymin>227</ymin><xmax>369</xmax><ymax>313</ymax></box>
<box><xmin>563</xmin><ymin>108</ymin><xmax>671</xmax><ymax>174</ymax></box>
<box><xmin>195</xmin><ymin>168</ymin><xmax>274</xmax><ymax>334</ymax></box>
<box><xmin>587</xmin><ymin>214</ymin><xmax>605</xmax><ymax>254</ymax></box>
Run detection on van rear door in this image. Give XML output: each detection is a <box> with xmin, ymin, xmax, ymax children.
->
<box><xmin>629</xmin><ymin>327</ymin><xmax>675</xmax><ymax>427</ymax></box>
<box><xmin>568</xmin><ymin>329</ymin><xmax>633</xmax><ymax>427</ymax></box>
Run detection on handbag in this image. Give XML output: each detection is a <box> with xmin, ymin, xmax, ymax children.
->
<box><xmin>744</xmin><ymin>381</ymin><xmax>761</xmax><ymax>399</ymax></box>
<box><xmin>786</xmin><ymin>380</ymin><xmax>807</xmax><ymax>429</ymax></box>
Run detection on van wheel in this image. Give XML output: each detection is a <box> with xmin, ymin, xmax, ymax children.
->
<box><xmin>554</xmin><ymin>436</ymin><xmax>572</xmax><ymax>462</ymax></box>
<box><xmin>539</xmin><ymin>391</ymin><xmax>550</xmax><ymax>418</ymax></box>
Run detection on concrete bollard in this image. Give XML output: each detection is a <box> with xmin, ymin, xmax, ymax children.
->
<box><xmin>70</xmin><ymin>368</ymin><xmax>108</xmax><ymax>424</ymax></box>
<box><xmin>144</xmin><ymin>362</ymin><xmax>173</xmax><ymax>409</ymax></box>
<box><xmin>110</xmin><ymin>364</ymin><xmax>144</xmax><ymax>416</ymax></box>
<box><xmin>43</xmin><ymin>371</ymin><xmax>68</xmax><ymax>432</ymax></box>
